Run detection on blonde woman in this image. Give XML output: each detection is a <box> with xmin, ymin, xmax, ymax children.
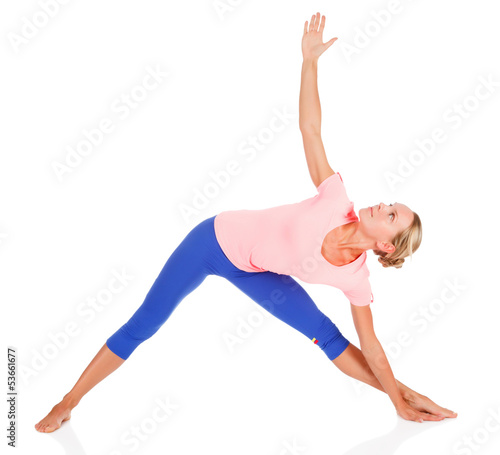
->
<box><xmin>35</xmin><ymin>12</ymin><xmax>457</xmax><ymax>433</ymax></box>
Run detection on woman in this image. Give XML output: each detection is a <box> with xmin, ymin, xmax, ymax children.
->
<box><xmin>35</xmin><ymin>12</ymin><xmax>457</xmax><ymax>433</ymax></box>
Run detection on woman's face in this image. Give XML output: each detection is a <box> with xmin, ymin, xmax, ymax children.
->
<box><xmin>360</xmin><ymin>202</ymin><xmax>414</xmax><ymax>251</ymax></box>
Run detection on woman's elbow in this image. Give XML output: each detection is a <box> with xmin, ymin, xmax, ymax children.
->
<box><xmin>360</xmin><ymin>336</ymin><xmax>382</xmax><ymax>356</ymax></box>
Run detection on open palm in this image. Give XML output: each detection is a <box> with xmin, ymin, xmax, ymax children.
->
<box><xmin>302</xmin><ymin>12</ymin><xmax>337</xmax><ymax>60</ymax></box>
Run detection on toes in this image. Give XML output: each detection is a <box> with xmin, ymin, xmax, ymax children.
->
<box><xmin>35</xmin><ymin>410</ymin><xmax>70</xmax><ymax>433</ymax></box>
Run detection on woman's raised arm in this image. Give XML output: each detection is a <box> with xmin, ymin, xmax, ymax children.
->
<box><xmin>299</xmin><ymin>13</ymin><xmax>337</xmax><ymax>130</ymax></box>
<box><xmin>299</xmin><ymin>13</ymin><xmax>337</xmax><ymax>187</ymax></box>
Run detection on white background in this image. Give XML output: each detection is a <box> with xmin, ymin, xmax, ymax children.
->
<box><xmin>1</xmin><ymin>1</ymin><xmax>499</xmax><ymax>454</ymax></box>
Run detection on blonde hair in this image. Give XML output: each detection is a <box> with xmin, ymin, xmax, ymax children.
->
<box><xmin>373</xmin><ymin>211</ymin><xmax>422</xmax><ymax>269</ymax></box>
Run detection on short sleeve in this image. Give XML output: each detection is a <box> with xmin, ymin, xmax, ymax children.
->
<box><xmin>317</xmin><ymin>172</ymin><xmax>346</xmax><ymax>198</ymax></box>
<box><xmin>343</xmin><ymin>279</ymin><xmax>373</xmax><ymax>307</ymax></box>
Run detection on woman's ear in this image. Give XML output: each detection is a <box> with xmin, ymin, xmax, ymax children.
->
<box><xmin>376</xmin><ymin>241</ymin><xmax>395</xmax><ymax>255</ymax></box>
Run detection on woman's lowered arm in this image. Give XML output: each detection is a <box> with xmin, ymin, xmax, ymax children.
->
<box><xmin>331</xmin><ymin>342</ymin><xmax>456</xmax><ymax>420</ymax></box>
<box><xmin>350</xmin><ymin>303</ymin><xmax>442</xmax><ymax>423</ymax></box>
<box><xmin>299</xmin><ymin>13</ymin><xmax>337</xmax><ymax>188</ymax></box>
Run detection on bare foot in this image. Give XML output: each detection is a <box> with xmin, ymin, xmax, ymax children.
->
<box><xmin>406</xmin><ymin>393</ymin><xmax>458</xmax><ymax>419</ymax></box>
<box><xmin>35</xmin><ymin>400</ymin><xmax>72</xmax><ymax>433</ymax></box>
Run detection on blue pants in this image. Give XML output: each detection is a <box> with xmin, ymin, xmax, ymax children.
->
<box><xmin>106</xmin><ymin>216</ymin><xmax>350</xmax><ymax>361</ymax></box>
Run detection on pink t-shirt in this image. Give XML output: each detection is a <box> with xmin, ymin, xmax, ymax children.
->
<box><xmin>214</xmin><ymin>172</ymin><xmax>373</xmax><ymax>306</ymax></box>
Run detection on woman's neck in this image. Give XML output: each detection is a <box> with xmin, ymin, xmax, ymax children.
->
<box><xmin>324</xmin><ymin>222</ymin><xmax>370</xmax><ymax>255</ymax></box>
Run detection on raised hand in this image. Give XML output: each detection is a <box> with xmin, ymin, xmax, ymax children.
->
<box><xmin>302</xmin><ymin>12</ymin><xmax>338</xmax><ymax>61</ymax></box>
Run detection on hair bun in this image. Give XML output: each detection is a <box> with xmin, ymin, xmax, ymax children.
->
<box><xmin>378</xmin><ymin>255</ymin><xmax>405</xmax><ymax>269</ymax></box>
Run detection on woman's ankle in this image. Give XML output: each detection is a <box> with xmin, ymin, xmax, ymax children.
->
<box><xmin>61</xmin><ymin>393</ymin><xmax>80</xmax><ymax>409</ymax></box>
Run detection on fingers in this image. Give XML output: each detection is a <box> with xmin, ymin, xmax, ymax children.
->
<box><xmin>310</xmin><ymin>13</ymin><xmax>317</xmax><ymax>32</ymax></box>
<box><xmin>414</xmin><ymin>410</ymin><xmax>445</xmax><ymax>422</ymax></box>
<box><xmin>310</xmin><ymin>12</ymin><xmax>322</xmax><ymax>33</ymax></box>
<box><xmin>412</xmin><ymin>395</ymin><xmax>458</xmax><ymax>418</ymax></box>
<box><xmin>420</xmin><ymin>412</ymin><xmax>445</xmax><ymax>422</ymax></box>
<box><xmin>324</xmin><ymin>37</ymin><xmax>338</xmax><ymax>50</ymax></box>
<box><xmin>399</xmin><ymin>406</ymin><xmax>445</xmax><ymax>423</ymax></box>
<box><xmin>305</xmin><ymin>12</ymin><xmax>327</xmax><ymax>34</ymax></box>
<box><xmin>436</xmin><ymin>405</ymin><xmax>458</xmax><ymax>417</ymax></box>
<box><xmin>319</xmin><ymin>14</ymin><xmax>326</xmax><ymax>33</ymax></box>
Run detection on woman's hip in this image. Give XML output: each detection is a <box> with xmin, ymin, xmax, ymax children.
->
<box><xmin>178</xmin><ymin>215</ymin><xmax>246</xmax><ymax>277</ymax></box>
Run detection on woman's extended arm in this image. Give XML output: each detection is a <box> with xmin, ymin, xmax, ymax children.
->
<box><xmin>299</xmin><ymin>58</ymin><xmax>321</xmax><ymax>132</ymax></box>
<box><xmin>299</xmin><ymin>12</ymin><xmax>337</xmax><ymax>131</ymax></box>
<box><xmin>357</xmin><ymin>331</ymin><xmax>405</xmax><ymax>409</ymax></box>
<box><xmin>331</xmin><ymin>343</ymin><xmax>457</xmax><ymax>421</ymax></box>
<box><xmin>299</xmin><ymin>13</ymin><xmax>337</xmax><ymax>187</ymax></box>
<box><xmin>350</xmin><ymin>304</ymin><xmax>439</xmax><ymax>423</ymax></box>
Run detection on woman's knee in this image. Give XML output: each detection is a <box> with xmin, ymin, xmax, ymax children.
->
<box><xmin>312</xmin><ymin>316</ymin><xmax>350</xmax><ymax>361</ymax></box>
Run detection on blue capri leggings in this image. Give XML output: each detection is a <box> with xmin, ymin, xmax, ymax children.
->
<box><xmin>106</xmin><ymin>215</ymin><xmax>350</xmax><ymax>361</ymax></box>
